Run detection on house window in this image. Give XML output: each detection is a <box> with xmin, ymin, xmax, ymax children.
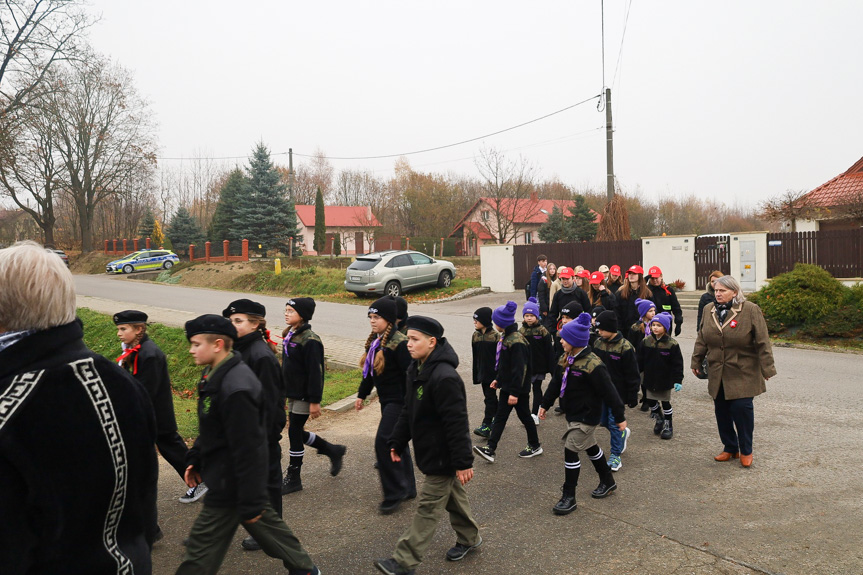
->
<box><xmin>481</xmin><ymin>210</ymin><xmax>490</xmax><ymax>221</ymax></box>
<box><xmin>524</xmin><ymin>231</ymin><xmax>533</xmax><ymax>244</ymax></box>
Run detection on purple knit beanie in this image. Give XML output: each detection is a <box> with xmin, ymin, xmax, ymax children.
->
<box><xmin>560</xmin><ymin>312</ymin><xmax>592</xmax><ymax>347</ymax></box>
<box><xmin>635</xmin><ymin>298</ymin><xmax>656</xmax><ymax>319</ymax></box>
<box><xmin>523</xmin><ymin>297</ymin><xmax>540</xmax><ymax>319</ymax></box>
<box><xmin>651</xmin><ymin>312</ymin><xmax>673</xmax><ymax>334</ymax></box>
<box><xmin>492</xmin><ymin>300</ymin><xmax>518</xmax><ymax>328</ymax></box>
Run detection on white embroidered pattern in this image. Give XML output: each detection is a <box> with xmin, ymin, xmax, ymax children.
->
<box><xmin>0</xmin><ymin>370</ymin><xmax>44</xmax><ymax>432</ymax></box>
<box><xmin>72</xmin><ymin>358</ymin><xmax>134</xmax><ymax>574</ymax></box>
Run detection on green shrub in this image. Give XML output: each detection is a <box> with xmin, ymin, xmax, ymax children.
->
<box><xmin>844</xmin><ymin>283</ymin><xmax>863</xmax><ymax>309</ymax></box>
<box><xmin>800</xmin><ymin>305</ymin><xmax>863</xmax><ymax>339</ymax></box>
<box><xmin>753</xmin><ymin>264</ymin><xmax>846</xmax><ymax>326</ymax></box>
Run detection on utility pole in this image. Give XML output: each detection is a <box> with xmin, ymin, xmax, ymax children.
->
<box><xmin>288</xmin><ymin>148</ymin><xmax>295</xmax><ymax>200</ymax></box>
<box><xmin>605</xmin><ymin>87</ymin><xmax>614</xmax><ymax>203</ymax></box>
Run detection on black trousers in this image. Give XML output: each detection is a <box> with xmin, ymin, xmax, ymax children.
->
<box><xmin>267</xmin><ymin>438</ymin><xmax>283</xmax><ymax>516</ymax></box>
<box><xmin>479</xmin><ymin>381</ymin><xmax>498</xmax><ymax>426</ymax></box>
<box><xmin>714</xmin><ymin>384</ymin><xmax>754</xmax><ymax>456</ymax></box>
<box><xmin>157</xmin><ymin>431</ymin><xmax>189</xmax><ymax>480</ymax></box>
<box><xmin>375</xmin><ymin>401</ymin><xmax>417</xmax><ymax>502</ymax></box>
<box><xmin>488</xmin><ymin>392</ymin><xmax>539</xmax><ymax>451</ymax></box>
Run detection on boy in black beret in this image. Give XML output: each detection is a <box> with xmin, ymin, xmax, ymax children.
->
<box><xmin>471</xmin><ymin>307</ymin><xmax>499</xmax><ymax>439</ymax></box>
<box><xmin>179</xmin><ymin>314</ymin><xmax>320</xmax><ymax>574</ymax></box>
<box><xmin>281</xmin><ymin>298</ymin><xmax>346</xmax><ymax>494</ymax></box>
<box><xmin>376</xmin><ymin>316</ymin><xmax>481</xmax><ymax>575</ymax></box>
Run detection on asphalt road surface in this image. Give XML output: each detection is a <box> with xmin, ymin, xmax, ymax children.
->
<box><xmin>75</xmin><ymin>274</ymin><xmax>862</xmax><ymax>575</ymax></box>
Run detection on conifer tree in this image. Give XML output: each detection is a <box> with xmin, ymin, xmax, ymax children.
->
<box><xmin>565</xmin><ymin>194</ymin><xmax>598</xmax><ymax>242</ymax></box>
<box><xmin>169</xmin><ymin>207</ymin><xmax>205</xmax><ymax>255</ymax></box>
<box><xmin>538</xmin><ymin>206</ymin><xmax>568</xmax><ymax>243</ymax></box>
<box><xmin>138</xmin><ymin>208</ymin><xmax>156</xmax><ymax>239</ymax></box>
<box><xmin>332</xmin><ymin>233</ymin><xmax>342</xmax><ymax>257</ymax></box>
<box><xmin>209</xmin><ymin>168</ymin><xmax>246</xmax><ymax>242</ymax></box>
<box><xmin>313</xmin><ymin>185</ymin><xmax>326</xmax><ymax>254</ymax></box>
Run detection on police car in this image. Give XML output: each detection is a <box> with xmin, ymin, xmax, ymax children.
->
<box><xmin>106</xmin><ymin>250</ymin><xmax>180</xmax><ymax>274</ymax></box>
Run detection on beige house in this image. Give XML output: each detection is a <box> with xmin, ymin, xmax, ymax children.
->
<box><xmin>295</xmin><ymin>205</ymin><xmax>382</xmax><ymax>255</ymax></box>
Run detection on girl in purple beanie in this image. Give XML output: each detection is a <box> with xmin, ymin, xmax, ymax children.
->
<box><xmin>520</xmin><ymin>298</ymin><xmax>554</xmax><ymax>423</ymax></box>
<box><xmin>637</xmin><ymin>312</ymin><xmax>684</xmax><ymax>439</ymax></box>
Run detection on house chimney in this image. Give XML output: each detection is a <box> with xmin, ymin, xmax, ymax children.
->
<box><xmin>530</xmin><ymin>191</ymin><xmax>538</xmax><ymax>203</ymax></box>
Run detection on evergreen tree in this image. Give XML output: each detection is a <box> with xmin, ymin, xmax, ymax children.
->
<box><xmin>332</xmin><ymin>233</ymin><xmax>342</xmax><ymax>257</ymax></box>
<box><xmin>231</xmin><ymin>143</ymin><xmax>299</xmax><ymax>256</ymax></box>
<box><xmin>565</xmin><ymin>194</ymin><xmax>598</xmax><ymax>242</ymax></box>
<box><xmin>313</xmin><ymin>185</ymin><xmax>326</xmax><ymax>254</ymax></box>
<box><xmin>168</xmin><ymin>207</ymin><xmax>205</xmax><ymax>255</ymax></box>
<box><xmin>538</xmin><ymin>206</ymin><xmax>568</xmax><ymax>243</ymax></box>
<box><xmin>209</xmin><ymin>168</ymin><xmax>246</xmax><ymax>242</ymax></box>
<box><xmin>138</xmin><ymin>208</ymin><xmax>156</xmax><ymax>239</ymax></box>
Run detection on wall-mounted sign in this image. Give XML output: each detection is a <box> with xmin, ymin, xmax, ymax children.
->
<box><xmin>768</xmin><ymin>240</ymin><xmax>782</xmax><ymax>247</ymax></box>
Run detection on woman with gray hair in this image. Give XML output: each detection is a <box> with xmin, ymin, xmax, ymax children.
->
<box><xmin>0</xmin><ymin>241</ymin><xmax>158</xmax><ymax>572</ymax></box>
<box><xmin>691</xmin><ymin>275</ymin><xmax>776</xmax><ymax>468</ymax></box>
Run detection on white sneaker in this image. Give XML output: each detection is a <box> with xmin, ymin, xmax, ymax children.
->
<box><xmin>531</xmin><ymin>413</ymin><xmax>540</xmax><ymax>426</ymax></box>
<box><xmin>179</xmin><ymin>482</ymin><xmax>208</xmax><ymax>504</ymax></box>
<box><xmin>621</xmin><ymin>427</ymin><xmax>631</xmax><ymax>454</ymax></box>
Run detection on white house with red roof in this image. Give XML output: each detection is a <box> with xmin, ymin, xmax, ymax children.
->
<box><xmin>449</xmin><ymin>193</ymin><xmax>600</xmax><ymax>255</ymax></box>
<box><xmin>294</xmin><ymin>205</ymin><xmax>382</xmax><ymax>255</ymax></box>
<box><xmin>792</xmin><ymin>156</ymin><xmax>863</xmax><ymax>231</ymax></box>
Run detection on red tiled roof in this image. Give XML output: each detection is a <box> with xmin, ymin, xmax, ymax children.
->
<box><xmin>461</xmin><ymin>221</ymin><xmax>495</xmax><ymax>240</ymax></box>
<box><xmin>798</xmin><ymin>156</ymin><xmax>863</xmax><ymax>209</ymax></box>
<box><xmin>295</xmin><ymin>205</ymin><xmax>382</xmax><ymax>228</ymax></box>
<box><xmin>449</xmin><ymin>197</ymin><xmax>601</xmax><ymax>238</ymax></box>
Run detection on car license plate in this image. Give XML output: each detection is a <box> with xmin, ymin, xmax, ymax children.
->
<box><xmin>351</xmin><ymin>276</ymin><xmax>361</xmax><ymax>281</ymax></box>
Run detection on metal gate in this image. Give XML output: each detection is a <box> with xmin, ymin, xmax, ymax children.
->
<box><xmin>694</xmin><ymin>235</ymin><xmax>730</xmax><ymax>289</ymax></box>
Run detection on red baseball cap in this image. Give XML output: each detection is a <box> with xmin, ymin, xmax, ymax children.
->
<box><xmin>589</xmin><ymin>271</ymin><xmax>605</xmax><ymax>285</ymax></box>
<box><xmin>558</xmin><ymin>267</ymin><xmax>575</xmax><ymax>279</ymax></box>
<box><xmin>627</xmin><ymin>265</ymin><xmax>644</xmax><ymax>276</ymax></box>
<box><xmin>647</xmin><ymin>266</ymin><xmax>663</xmax><ymax>277</ymax></box>
<box><xmin>576</xmin><ymin>269</ymin><xmax>591</xmax><ymax>279</ymax></box>
<box><xmin>610</xmin><ymin>265</ymin><xmax>621</xmax><ymax>276</ymax></box>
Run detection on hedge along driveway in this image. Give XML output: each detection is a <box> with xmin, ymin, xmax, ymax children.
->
<box><xmin>77</xmin><ymin>307</ymin><xmax>361</xmax><ymax>440</ymax></box>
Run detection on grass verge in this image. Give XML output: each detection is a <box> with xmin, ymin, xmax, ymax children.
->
<box><xmin>77</xmin><ymin>307</ymin><xmax>362</xmax><ymax>440</ymax></box>
<box><xmin>770</xmin><ymin>335</ymin><xmax>863</xmax><ymax>353</ymax></box>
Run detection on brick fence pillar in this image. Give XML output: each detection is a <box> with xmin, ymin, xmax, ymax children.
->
<box><xmin>223</xmin><ymin>240</ymin><xmax>230</xmax><ymax>262</ymax></box>
<box><xmin>133</xmin><ymin>238</ymin><xmax>139</xmax><ymax>252</ymax></box>
<box><xmin>189</xmin><ymin>244</ymin><xmax>195</xmax><ymax>261</ymax></box>
<box><xmin>145</xmin><ymin>237</ymin><xmax>151</xmax><ymax>249</ymax></box>
<box><xmin>113</xmin><ymin>239</ymin><xmax>118</xmax><ymax>254</ymax></box>
<box><xmin>104</xmin><ymin>240</ymin><xmax>109</xmax><ymax>254</ymax></box>
<box><xmin>204</xmin><ymin>241</ymin><xmax>211</xmax><ymax>263</ymax></box>
<box><xmin>122</xmin><ymin>239</ymin><xmax>128</xmax><ymax>254</ymax></box>
<box><xmin>242</xmin><ymin>239</ymin><xmax>249</xmax><ymax>261</ymax></box>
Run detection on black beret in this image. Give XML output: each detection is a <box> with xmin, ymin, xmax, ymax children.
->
<box><xmin>404</xmin><ymin>315</ymin><xmax>444</xmax><ymax>339</ymax></box>
<box><xmin>595</xmin><ymin>310</ymin><xmax>619</xmax><ymax>333</ymax></box>
<box><xmin>369</xmin><ymin>296</ymin><xmax>398</xmax><ymax>325</ymax></box>
<box><xmin>473</xmin><ymin>307</ymin><xmax>493</xmax><ymax>328</ymax></box>
<box><xmin>185</xmin><ymin>314</ymin><xmax>238</xmax><ymax>341</ymax></box>
<box><xmin>222</xmin><ymin>298</ymin><xmax>266</xmax><ymax>318</ymax></box>
<box><xmin>392</xmin><ymin>296</ymin><xmax>408</xmax><ymax>320</ymax></box>
<box><xmin>113</xmin><ymin>310</ymin><xmax>148</xmax><ymax>325</ymax></box>
<box><xmin>286</xmin><ymin>297</ymin><xmax>316</xmax><ymax>321</ymax></box>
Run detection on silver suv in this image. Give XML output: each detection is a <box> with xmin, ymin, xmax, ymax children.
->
<box><xmin>344</xmin><ymin>250</ymin><xmax>457</xmax><ymax>297</ymax></box>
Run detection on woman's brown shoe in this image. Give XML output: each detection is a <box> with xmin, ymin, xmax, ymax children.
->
<box><xmin>714</xmin><ymin>451</ymin><xmax>740</xmax><ymax>462</ymax></box>
<box><xmin>740</xmin><ymin>454</ymin><xmax>753</xmax><ymax>468</ymax></box>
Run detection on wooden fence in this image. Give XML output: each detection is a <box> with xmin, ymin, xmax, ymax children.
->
<box><xmin>513</xmin><ymin>240</ymin><xmax>643</xmax><ymax>288</ymax></box>
<box><xmin>767</xmin><ymin>229</ymin><xmax>863</xmax><ymax>278</ymax></box>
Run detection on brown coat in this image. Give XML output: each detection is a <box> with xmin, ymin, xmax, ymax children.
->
<box><xmin>691</xmin><ymin>300</ymin><xmax>777</xmax><ymax>400</ymax></box>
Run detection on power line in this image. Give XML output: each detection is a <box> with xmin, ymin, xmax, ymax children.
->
<box><xmin>612</xmin><ymin>0</ymin><xmax>632</xmax><ymax>88</ymax></box>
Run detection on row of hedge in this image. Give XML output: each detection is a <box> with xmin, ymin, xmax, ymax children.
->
<box><xmin>748</xmin><ymin>264</ymin><xmax>863</xmax><ymax>339</ymax></box>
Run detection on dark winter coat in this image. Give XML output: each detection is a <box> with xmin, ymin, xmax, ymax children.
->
<box><xmin>358</xmin><ymin>330</ymin><xmax>412</xmax><ymax>404</ymax></box>
<box><xmin>615</xmin><ymin>288</ymin><xmax>649</xmax><ymax>331</ymax></box>
<box><xmin>549</xmin><ymin>286</ymin><xmax>590</xmax><ymax>327</ymax></box>
<box><xmin>124</xmin><ymin>333</ymin><xmax>178</xmax><ymax>435</ymax></box>
<box><xmin>281</xmin><ymin>322</ymin><xmax>324</xmax><ymax>404</ymax></box>
<box><xmin>697</xmin><ymin>291</ymin><xmax>716</xmax><ymax>331</ymax></box>
<box><xmin>536</xmin><ymin>275</ymin><xmax>554</xmax><ymax>320</ymax></box>
<box><xmin>0</xmin><ymin>321</ymin><xmax>158</xmax><ymax>574</ymax></box>
<box><xmin>234</xmin><ymin>331</ymin><xmax>286</xmax><ymax>440</ymax></box>
<box><xmin>496</xmin><ymin>324</ymin><xmax>531</xmax><ymax>397</ymax></box>
<box><xmin>637</xmin><ymin>334</ymin><xmax>684</xmax><ymax>392</ymax></box>
<box><xmin>607</xmin><ymin>277</ymin><xmax>624</xmax><ymax>293</ymax></box>
<box><xmin>520</xmin><ymin>322</ymin><xmax>554</xmax><ymax>376</ymax></box>
<box><xmin>529</xmin><ymin>265</ymin><xmax>544</xmax><ymax>298</ymax></box>
<box><xmin>471</xmin><ymin>326</ymin><xmax>499</xmax><ymax>385</ymax></box>
<box><xmin>588</xmin><ymin>288</ymin><xmax>617</xmax><ymax>313</ymax></box>
<box><xmin>649</xmin><ymin>284</ymin><xmax>683</xmax><ymax>333</ymax></box>
<box><xmin>389</xmin><ymin>339</ymin><xmax>474</xmax><ymax>476</ymax></box>
<box><xmin>186</xmin><ymin>352</ymin><xmax>268</xmax><ymax>521</ymax></box>
<box><xmin>592</xmin><ymin>332</ymin><xmax>641</xmax><ymax>406</ymax></box>
<box><xmin>626</xmin><ymin>320</ymin><xmax>649</xmax><ymax>351</ymax></box>
<box><xmin>541</xmin><ymin>346</ymin><xmax>625</xmax><ymax>426</ymax></box>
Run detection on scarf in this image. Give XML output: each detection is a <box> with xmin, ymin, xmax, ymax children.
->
<box><xmin>559</xmin><ymin>354</ymin><xmax>576</xmax><ymax>397</ymax></box>
<box><xmin>560</xmin><ymin>285</ymin><xmax>575</xmax><ymax>294</ymax></box>
<box><xmin>495</xmin><ymin>339</ymin><xmax>504</xmax><ymax>371</ymax></box>
<box><xmin>282</xmin><ymin>330</ymin><xmax>295</xmax><ymax>357</ymax></box>
<box><xmin>716</xmin><ymin>302</ymin><xmax>731</xmax><ymax>324</ymax></box>
<box><xmin>363</xmin><ymin>336</ymin><xmax>382</xmax><ymax>378</ymax></box>
<box><xmin>116</xmin><ymin>343</ymin><xmax>142</xmax><ymax>375</ymax></box>
<box><xmin>0</xmin><ymin>329</ymin><xmax>34</xmax><ymax>353</ymax></box>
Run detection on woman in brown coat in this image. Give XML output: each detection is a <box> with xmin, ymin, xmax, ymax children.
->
<box><xmin>691</xmin><ymin>275</ymin><xmax>776</xmax><ymax>468</ymax></box>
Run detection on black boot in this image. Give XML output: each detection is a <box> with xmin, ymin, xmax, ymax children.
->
<box><xmin>653</xmin><ymin>409</ymin><xmax>665</xmax><ymax>434</ymax></box>
<box><xmin>281</xmin><ymin>465</ymin><xmax>302</xmax><ymax>495</ymax></box>
<box><xmin>328</xmin><ymin>444</ymin><xmax>347</xmax><ymax>476</ymax></box>
<box><xmin>660</xmin><ymin>419</ymin><xmax>673</xmax><ymax>440</ymax></box>
<box><xmin>553</xmin><ymin>488</ymin><xmax>577</xmax><ymax>515</ymax></box>
<box><xmin>590</xmin><ymin>453</ymin><xmax>617</xmax><ymax>499</ymax></box>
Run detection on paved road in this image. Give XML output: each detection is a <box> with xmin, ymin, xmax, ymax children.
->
<box><xmin>75</xmin><ymin>275</ymin><xmax>862</xmax><ymax>574</ymax></box>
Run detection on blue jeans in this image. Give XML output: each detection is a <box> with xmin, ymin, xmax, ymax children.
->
<box><xmin>600</xmin><ymin>404</ymin><xmax>624</xmax><ymax>457</ymax></box>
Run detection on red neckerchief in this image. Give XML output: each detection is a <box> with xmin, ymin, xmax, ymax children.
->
<box><xmin>264</xmin><ymin>329</ymin><xmax>278</xmax><ymax>346</ymax></box>
<box><xmin>116</xmin><ymin>344</ymin><xmax>142</xmax><ymax>375</ymax></box>
<box><xmin>662</xmin><ymin>284</ymin><xmax>672</xmax><ymax>296</ymax></box>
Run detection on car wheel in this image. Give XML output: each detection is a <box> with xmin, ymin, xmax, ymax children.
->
<box><xmin>385</xmin><ymin>281</ymin><xmax>402</xmax><ymax>297</ymax></box>
<box><xmin>123</xmin><ymin>264</ymin><xmax>134</xmax><ymax>274</ymax></box>
<box><xmin>437</xmin><ymin>270</ymin><xmax>453</xmax><ymax>288</ymax></box>
<box><xmin>163</xmin><ymin>261</ymin><xmax>174</xmax><ymax>269</ymax></box>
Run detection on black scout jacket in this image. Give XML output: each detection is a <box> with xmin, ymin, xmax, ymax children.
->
<box><xmin>637</xmin><ymin>334</ymin><xmax>684</xmax><ymax>392</ymax></box>
<box><xmin>357</xmin><ymin>330</ymin><xmax>412</xmax><ymax>404</ymax></box>
<box><xmin>519</xmin><ymin>322</ymin><xmax>555</xmax><ymax>376</ymax></box>
<box><xmin>542</xmin><ymin>346</ymin><xmax>625</xmax><ymax>426</ymax></box>
<box><xmin>471</xmin><ymin>326</ymin><xmax>499</xmax><ymax>385</ymax></box>
<box><xmin>124</xmin><ymin>333</ymin><xmax>179</xmax><ymax>435</ymax></box>
<box><xmin>496</xmin><ymin>324</ymin><xmax>531</xmax><ymax>397</ymax></box>
<box><xmin>592</xmin><ymin>332</ymin><xmax>641</xmax><ymax>406</ymax></box>
<box><xmin>281</xmin><ymin>322</ymin><xmax>325</xmax><ymax>404</ymax></box>
<box><xmin>234</xmin><ymin>330</ymin><xmax>286</xmax><ymax>440</ymax></box>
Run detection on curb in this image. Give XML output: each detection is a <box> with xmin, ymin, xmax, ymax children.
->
<box><xmin>325</xmin><ymin>389</ymin><xmax>376</xmax><ymax>413</ymax></box>
<box><xmin>413</xmin><ymin>286</ymin><xmax>491</xmax><ymax>305</ymax></box>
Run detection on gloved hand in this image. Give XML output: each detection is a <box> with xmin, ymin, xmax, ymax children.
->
<box><xmin>674</xmin><ymin>383</ymin><xmax>682</xmax><ymax>392</ymax></box>
<box><xmin>674</xmin><ymin>323</ymin><xmax>682</xmax><ymax>336</ymax></box>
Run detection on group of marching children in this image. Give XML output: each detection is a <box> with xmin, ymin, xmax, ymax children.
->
<box><xmin>474</xmin><ymin>257</ymin><xmax>685</xmax><ymax>516</ymax></box>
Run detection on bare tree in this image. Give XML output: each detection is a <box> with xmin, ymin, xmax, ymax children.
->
<box><xmin>0</xmin><ymin>0</ymin><xmax>94</xmax><ymax>119</ymax></box>
<box><xmin>47</xmin><ymin>53</ymin><xmax>158</xmax><ymax>251</ymax></box>
<box><xmin>760</xmin><ymin>189</ymin><xmax>810</xmax><ymax>232</ymax></box>
<box><xmin>309</xmin><ymin>147</ymin><xmax>334</xmax><ymax>202</ymax></box>
<box><xmin>474</xmin><ymin>147</ymin><xmax>536</xmax><ymax>243</ymax></box>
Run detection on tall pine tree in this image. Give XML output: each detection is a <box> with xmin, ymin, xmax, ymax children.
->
<box><xmin>138</xmin><ymin>208</ymin><xmax>156</xmax><ymax>239</ymax></box>
<box><xmin>231</xmin><ymin>143</ymin><xmax>299</xmax><ymax>256</ymax></box>
<box><xmin>209</xmin><ymin>168</ymin><xmax>246</xmax><ymax>242</ymax></box>
<box><xmin>169</xmin><ymin>207</ymin><xmax>205</xmax><ymax>255</ymax></box>
<box><xmin>538</xmin><ymin>206</ymin><xmax>568</xmax><ymax>243</ymax></box>
<box><xmin>565</xmin><ymin>194</ymin><xmax>598</xmax><ymax>242</ymax></box>
<box><xmin>313</xmin><ymin>185</ymin><xmax>326</xmax><ymax>254</ymax></box>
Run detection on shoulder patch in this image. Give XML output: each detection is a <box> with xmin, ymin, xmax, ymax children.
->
<box><xmin>385</xmin><ymin>330</ymin><xmax>407</xmax><ymax>351</ymax></box>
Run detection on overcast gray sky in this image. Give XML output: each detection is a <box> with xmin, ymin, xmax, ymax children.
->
<box><xmin>88</xmin><ymin>0</ymin><xmax>863</xmax><ymax>207</ymax></box>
